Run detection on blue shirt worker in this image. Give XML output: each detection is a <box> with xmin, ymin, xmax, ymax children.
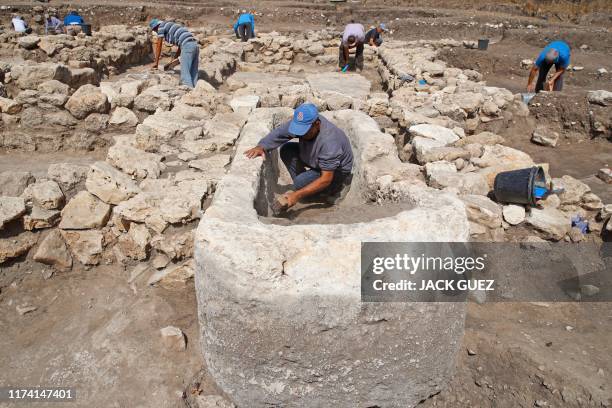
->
<box><xmin>63</xmin><ymin>11</ymin><xmax>84</xmax><ymax>26</ymax></box>
<box><xmin>234</xmin><ymin>12</ymin><xmax>255</xmax><ymax>42</ymax></box>
<box><xmin>244</xmin><ymin>103</ymin><xmax>354</xmax><ymax>211</ymax></box>
<box><xmin>527</xmin><ymin>40</ymin><xmax>571</xmax><ymax>93</ymax></box>
<box><xmin>149</xmin><ymin>19</ymin><xmax>200</xmax><ymax>88</ymax></box>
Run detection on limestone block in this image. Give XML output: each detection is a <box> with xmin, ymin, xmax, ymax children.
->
<box><xmin>65</xmin><ymin>84</ymin><xmax>110</xmax><ymax>119</ymax></box>
<box><xmin>0</xmin><ymin>196</ymin><xmax>26</xmax><ymax>230</ymax></box>
<box><xmin>59</xmin><ymin>191</ymin><xmax>111</xmax><ymax>230</ymax></box>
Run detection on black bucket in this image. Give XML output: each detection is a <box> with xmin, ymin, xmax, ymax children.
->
<box><xmin>493</xmin><ymin>166</ymin><xmax>546</xmax><ymax>206</ymax></box>
<box><xmin>478</xmin><ymin>38</ymin><xmax>489</xmax><ymax>50</ymax></box>
<box><xmin>81</xmin><ymin>23</ymin><xmax>92</xmax><ymax>36</ymax></box>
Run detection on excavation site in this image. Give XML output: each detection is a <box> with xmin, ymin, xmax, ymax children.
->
<box><xmin>0</xmin><ymin>1</ymin><xmax>610</xmax><ymax>407</ymax></box>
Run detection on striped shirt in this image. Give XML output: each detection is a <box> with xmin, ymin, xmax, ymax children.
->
<box><xmin>157</xmin><ymin>21</ymin><xmax>195</xmax><ymax>48</ymax></box>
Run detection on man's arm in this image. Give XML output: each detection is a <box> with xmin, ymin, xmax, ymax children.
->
<box><xmin>547</xmin><ymin>67</ymin><xmax>565</xmax><ymax>91</ymax></box>
<box><xmin>174</xmin><ymin>46</ymin><xmax>181</xmax><ymax>59</ymax></box>
<box><xmin>343</xmin><ymin>44</ymin><xmax>350</xmax><ymax>64</ymax></box>
<box><xmin>250</xmin><ymin>15</ymin><xmax>255</xmax><ymax>36</ymax></box>
<box><xmin>244</xmin><ymin>121</ymin><xmax>293</xmax><ymax>158</ymax></box>
<box><xmin>152</xmin><ymin>37</ymin><xmax>163</xmax><ymax>68</ymax></box>
<box><xmin>527</xmin><ymin>65</ymin><xmax>539</xmax><ymax>92</ymax></box>
<box><xmin>257</xmin><ymin>121</ymin><xmax>293</xmax><ymax>150</ymax></box>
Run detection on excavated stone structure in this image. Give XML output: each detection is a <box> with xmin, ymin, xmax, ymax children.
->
<box><xmin>2</xmin><ymin>25</ymin><xmax>610</xmax><ymax>406</ymax></box>
<box><xmin>195</xmin><ymin>108</ymin><xmax>469</xmax><ymax>406</ymax></box>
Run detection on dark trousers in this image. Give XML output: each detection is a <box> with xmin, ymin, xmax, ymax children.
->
<box><xmin>236</xmin><ymin>23</ymin><xmax>253</xmax><ymax>42</ymax></box>
<box><xmin>536</xmin><ymin>61</ymin><xmax>564</xmax><ymax>92</ymax></box>
<box><xmin>279</xmin><ymin>142</ymin><xmax>351</xmax><ymax>194</ymax></box>
<box><xmin>338</xmin><ymin>43</ymin><xmax>364</xmax><ymax>70</ymax></box>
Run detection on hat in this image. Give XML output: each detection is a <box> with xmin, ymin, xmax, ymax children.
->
<box><xmin>289</xmin><ymin>103</ymin><xmax>319</xmax><ymax>136</ymax></box>
<box><xmin>379</xmin><ymin>23</ymin><xmax>388</xmax><ymax>31</ymax></box>
<box><xmin>149</xmin><ymin>18</ymin><xmax>161</xmax><ymax>29</ymax></box>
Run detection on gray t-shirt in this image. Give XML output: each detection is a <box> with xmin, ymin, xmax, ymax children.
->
<box><xmin>258</xmin><ymin>116</ymin><xmax>354</xmax><ymax>173</ymax></box>
<box><xmin>342</xmin><ymin>23</ymin><xmax>365</xmax><ymax>45</ymax></box>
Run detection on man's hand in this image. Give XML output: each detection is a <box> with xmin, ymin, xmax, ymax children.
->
<box><xmin>527</xmin><ymin>82</ymin><xmax>536</xmax><ymax>93</ymax></box>
<box><xmin>546</xmin><ymin>80</ymin><xmax>555</xmax><ymax>91</ymax></box>
<box><xmin>244</xmin><ymin>146</ymin><xmax>265</xmax><ymax>159</ymax></box>
<box><xmin>283</xmin><ymin>191</ymin><xmax>299</xmax><ymax>208</ymax></box>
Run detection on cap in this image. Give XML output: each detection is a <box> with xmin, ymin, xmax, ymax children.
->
<box><xmin>289</xmin><ymin>103</ymin><xmax>319</xmax><ymax>136</ymax></box>
<box><xmin>149</xmin><ymin>18</ymin><xmax>161</xmax><ymax>29</ymax></box>
<box><xmin>379</xmin><ymin>23</ymin><xmax>388</xmax><ymax>31</ymax></box>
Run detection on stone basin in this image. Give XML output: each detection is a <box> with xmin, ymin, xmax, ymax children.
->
<box><xmin>194</xmin><ymin>107</ymin><xmax>470</xmax><ymax>407</ymax></box>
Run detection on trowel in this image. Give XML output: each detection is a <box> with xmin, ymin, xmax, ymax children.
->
<box><xmin>271</xmin><ymin>195</ymin><xmax>290</xmax><ymax>216</ymax></box>
<box><xmin>163</xmin><ymin>58</ymin><xmax>180</xmax><ymax>71</ymax></box>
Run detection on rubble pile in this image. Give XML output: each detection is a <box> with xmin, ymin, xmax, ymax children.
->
<box><xmin>372</xmin><ymin>39</ymin><xmax>610</xmax><ymax>241</ymax></box>
<box><xmin>0</xmin><ymin>77</ymin><xmax>246</xmax><ymax>281</ymax></box>
<box><xmin>225</xmin><ymin>70</ymin><xmax>372</xmax><ymax>114</ymax></box>
<box><xmin>1</xmin><ymin>25</ymin><xmax>151</xmax><ymax>74</ymax></box>
<box><xmin>0</xmin><ymin>25</ymin><xmax>161</xmax><ymax>151</ymax></box>
<box><xmin>197</xmin><ymin>29</ymin><xmax>377</xmax><ymax>85</ymax></box>
<box><xmin>0</xmin><ymin>70</ymin><xmax>193</xmax><ymax>151</ymax></box>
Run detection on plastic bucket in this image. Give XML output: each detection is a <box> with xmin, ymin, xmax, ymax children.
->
<box><xmin>493</xmin><ymin>166</ymin><xmax>546</xmax><ymax>206</ymax></box>
<box><xmin>81</xmin><ymin>24</ymin><xmax>92</xmax><ymax>36</ymax></box>
<box><xmin>478</xmin><ymin>39</ymin><xmax>489</xmax><ymax>50</ymax></box>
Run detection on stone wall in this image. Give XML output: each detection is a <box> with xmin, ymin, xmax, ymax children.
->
<box><xmin>1</xmin><ymin>25</ymin><xmax>151</xmax><ymax>75</ymax></box>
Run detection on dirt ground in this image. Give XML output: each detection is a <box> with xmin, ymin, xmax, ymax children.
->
<box><xmin>1</xmin><ymin>1</ymin><xmax>611</xmax><ymax>407</ymax></box>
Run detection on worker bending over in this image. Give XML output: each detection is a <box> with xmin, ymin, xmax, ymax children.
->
<box><xmin>245</xmin><ymin>103</ymin><xmax>354</xmax><ymax>210</ymax></box>
<box><xmin>63</xmin><ymin>10</ymin><xmax>84</xmax><ymax>36</ymax></box>
<box><xmin>527</xmin><ymin>40</ymin><xmax>571</xmax><ymax>93</ymax></box>
<box><xmin>149</xmin><ymin>19</ymin><xmax>200</xmax><ymax>88</ymax></box>
<box><xmin>339</xmin><ymin>23</ymin><xmax>365</xmax><ymax>71</ymax></box>
<box><xmin>234</xmin><ymin>11</ymin><xmax>255</xmax><ymax>42</ymax></box>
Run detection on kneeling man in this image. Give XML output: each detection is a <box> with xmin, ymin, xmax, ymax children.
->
<box><xmin>245</xmin><ymin>103</ymin><xmax>353</xmax><ymax>210</ymax></box>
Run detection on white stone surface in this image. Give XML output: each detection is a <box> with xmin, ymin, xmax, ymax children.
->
<box><xmin>409</xmin><ymin>123</ymin><xmax>460</xmax><ymax>145</ymax></box>
<box><xmin>229</xmin><ymin>95</ymin><xmax>260</xmax><ymax>114</ymax></box>
<box><xmin>525</xmin><ymin>208</ymin><xmax>571</xmax><ymax>241</ymax></box>
<box><xmin>502</xmin><ymin>205</ymin><xmax>526</xmax><ymax>225</ymax></box>
<box><xmin>85</xmin><ymin>161</ymin><xmax>140</xmax><ymax>205</ymax></box>
<box><xmin>0</xmin><ymin>196</ymin><xmax>26</xmax><ymax>230</ymax></box>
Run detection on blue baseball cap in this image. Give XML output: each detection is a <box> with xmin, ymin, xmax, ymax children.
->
<box><xmin>289</xmin><ymin>103</ymin><xmax>319</xmax><ymax>136</ymax></box>
<box><xmin>149</xmin><ymin>18</ymin><xmax>161</xmax><ymax>29</ymax></box>
<box><xmin>379</xmin><ymin>23</ymin><xmax>388</xmax><ymax>31</ymax></box>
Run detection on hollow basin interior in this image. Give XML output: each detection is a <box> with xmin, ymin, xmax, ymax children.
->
<box><xmin>255</xmin><ymin>149</ymin><xmax>411</xmax><ymax>225</ymax></box>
